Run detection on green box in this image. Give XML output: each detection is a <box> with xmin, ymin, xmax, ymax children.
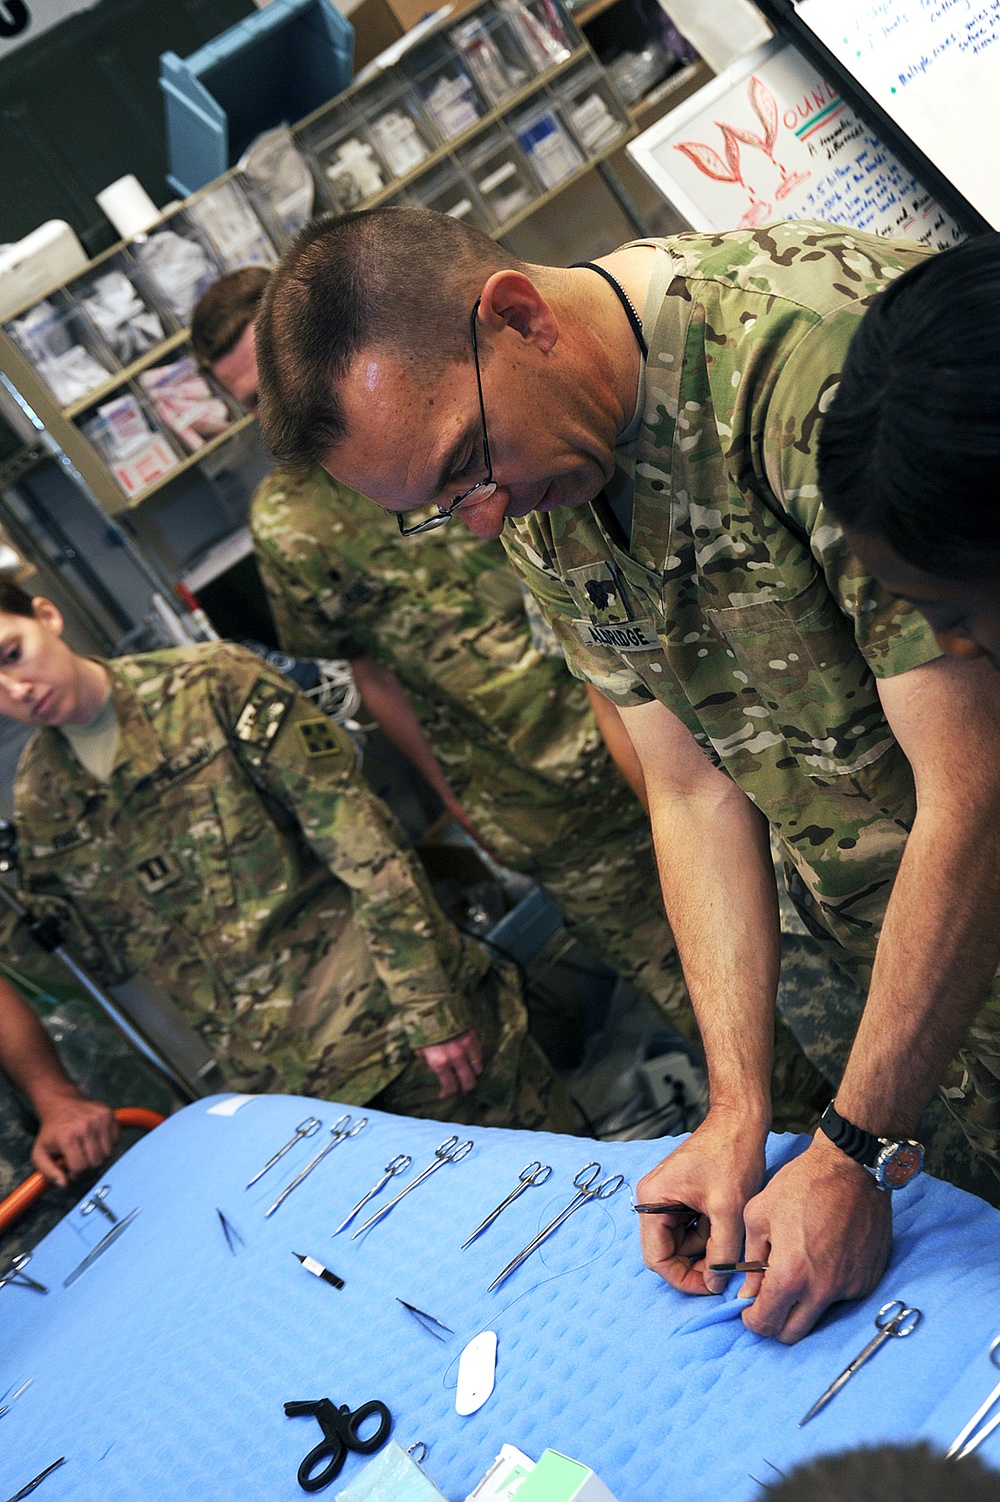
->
<box><xmin>510</xmin><ymin>1450</ymin><xmax>619</xmax><ymax>1502</ymax></box>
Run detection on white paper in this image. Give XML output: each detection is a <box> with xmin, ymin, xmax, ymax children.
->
<box><xmin>206</xmin><ymin>1094</ymin><xmax>256</xmax><ymax>1116</ymax></box>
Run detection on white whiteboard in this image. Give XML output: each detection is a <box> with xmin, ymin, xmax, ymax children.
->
<box><xmin>627</xmin><ymin>38</ymin><xmax>964</xmax><ymax>249</ymax></box>
<box><xmin>797</xmin><ymin>0</ymin><xmax>1000</xmax><ymax>228</ymax></box>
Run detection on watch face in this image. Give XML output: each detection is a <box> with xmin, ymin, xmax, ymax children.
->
<box><xmin>875</xmin><ymin>1142</ymin><xmax>923</xmax><ymax>1190</ymax></box>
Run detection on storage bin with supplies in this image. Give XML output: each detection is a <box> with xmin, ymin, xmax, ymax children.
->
<box><xmin>78</xmin><ymin>387</ymin><xmax>181</xmax><ymax>499</ymax></box>
<box><xmin>65</xmin><ymin>252</ymin><xmax>172</xmax><ymax>368</ymax></box>
<box><xmin>138</xmin><ymin>353</ymin><xmax>238</xmax><ymax>455</ymax></box>
<box><xmin>5</xmin><ymin>293</ymin><xmax>117</xmax><ymax>409</ymax></box>
<box><xmin>364</xmin><ymin>75</ymin><xmax>437</xmax><ymax>178</ymax></box>
<box><xmin>553</xmin><ymin>60</ymin><xmax>631</xmax><ymax>156</ymax></box>
<box><xmin>183</xmin><ymin>179</ymin><xmax>278</xmax><ymax>273</ymax></box>
<box><xmin>237</xmin><ymin>126</ymin><xmax>316</xmax><ymax>249</ymax></box>
<box><xmin>298</xmin><ymin>102</ymin><xmax>391</xmax><ymax>213</ymax></box>
<box><xmin>410</xmin><ymin>160</ymin><xmax>494</xmax><ymax>232</ymax></box>
<box><xmin>497</xmin><ymin>0</ymin><xmax>581</xmax><ymax>73</ymax></box>
<box><xmin>456</xmin><ymin>125</ymin><xmax>540</xmax><ymax>226</ymax></box>
<box><xmin>403</xmin><ymin>35</ymin><xmax>489</xmax><ymax>142</ymax></box>
<box><xmin>510</xmin><ymin>98</ymin><xmax>584</xmax><ymax>189</ymax></box>
<box><xmin>448</xmin><ymin>3</ymin><xmax>533</xmax><ymax>108</ymax></box>
<box><xmin>130</xmin><ymin>213</ymin><xmax>225</xmax><ymax>326</ymax></box>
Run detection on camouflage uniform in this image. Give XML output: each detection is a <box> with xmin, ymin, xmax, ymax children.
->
<box><xmin>2</xmin><ymin>643</ymin><xmax>578</xmax><ymax>1133</ymax></box>
<box><xmin>500</xmin><ymin>221</ymin><xmax>1000</xmax><ymax>1179</ymax></box>
<box><xmin>250</xmin><ymin>473</ymin><xmax>688</xmax><ymax>1024</ymax></box>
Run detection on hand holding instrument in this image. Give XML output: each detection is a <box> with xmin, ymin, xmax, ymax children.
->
<box><xmin>351</xmin><ymin>1136</ymin><xmax>473</xmax><ymax>1238</ymax></box>
<box><xmin>332</xmin><ymin>1154</ymin><xmax>411</xmax><ymax>1235</ymax></box>
<box><xmin>284</xmin><ymin>1396</ymin><xmax>392</xmax><ymax>1492</ymax></box>
<box><xmin>488</xmin><ymin>1161</ymin><xmax>624</xmax><ymax>1292</ymax></box>
<box><xmin>246</xmin><ymin>1116</ymin><xmax>322</xmax><ymax>1188</ymax></box>
<box><xmin>709</xmin><ymin>1261</ymin><xmax>769</xmax><ymax>1273</ymax></box>
<box><xmin>266</xmin><ymin>1115</ymin><xmax>368</xmax><ymax>1219</ymax></box>
<box><xmin>948</xmin><ymin>1333</ymin><xmax>1000</xmax><ymax>1459</ymax></box>
<box><xmin>461</xmin><ymin>1161</ymin><xmax>552</xmax><ymax>1249</ymax></box>
<box><xmin>62</xmin><ymin>1206</ymin><xmax>141</xmax><ymax>1288</ymax></box>
<box><xmin>80</xmin><ymin>1184</ymin><xmax>116</xmax><ymax>1224</ymax></box>
<box><xmin>799</xmin><ymin>1300</ymin><xmax>922</xmax><ymax>1425</ymax></box>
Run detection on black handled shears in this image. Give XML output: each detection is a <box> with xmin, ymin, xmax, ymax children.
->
<box><xmin>283</xmin><ymin>1397</ymin><xmax>392</xmax><ymax>1492</ymax></box>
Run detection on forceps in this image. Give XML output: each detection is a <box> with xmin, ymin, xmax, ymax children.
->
<box><xmin>265</xmin><ymin>1115</ymin><xmax>368</xmax><ymax>1218</ymax></box>
<box><xmin>461</xmin><ymin>1161</ymin><xmax>553</xmax><ymax>1249</ymax></box>
<box><xmin>80</xmin><ymin>1185</ymin><xmax>116</xmax><ymax>1224</ymax></box>
<box><xmin>0</xmin><ymin>1254</ymin><xmax>47</xmax><ymax>1295</ymax></box>
<box><xmin>351</xmin><ymin>1136</ymin><xmax>474</xmax><ymax>1237</ymax></box>
<box><xmin>948</xmin><ymin>1333</ymin><xmax>1000</xmax><ymax>1459</ymax></box>
<box><xmin>487</xmin><ymin>1161</ymin><xmax>624</xmax><ymax>1292</ymax></box>
<box><xmin>247</xmin><ymin>1116</ymin><xmax>322</xmax><ymax>1188</ymax></box>
<box><xmin>332</xmin><ymin>1155</ymin><xmax>411</xmax><ymax>1235</ymax></box>
<box><xmin>799</xmin><ymin>1300</ymin><xmax>922</xmax><ymax>1425</ymax></box>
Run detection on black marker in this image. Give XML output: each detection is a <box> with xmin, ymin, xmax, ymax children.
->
<box><xmin>293</xmin><ymin>1252</ymin><xmax>344</xmax><ymax>1289</ymax></box>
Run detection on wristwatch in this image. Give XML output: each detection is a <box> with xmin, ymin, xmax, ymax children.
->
<box><xmin>819</xmin><ymin>1102</ymin><xmax>924</xmax><ymax>1190</ymax></box>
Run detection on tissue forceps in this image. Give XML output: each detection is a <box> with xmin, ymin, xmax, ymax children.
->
<box><xmin>948</xmin><ymin>1333</ymin><xmax>1000</xmax><ymax>1459</ymax></box>
<box><xmin>799</xmin><ymin>1300</ymin><xmax>922</xmax><ymax>1426</ymax></box>
<box><xmin>351</xmin><ymin>1136</ymin><xmax>474</xmax><ymax>1237</ymax></box>
<box><xmin>461</xmin><ymin>1161</ymin><xmax>553</xmax><ymax>1249</ymax></box>
<box><xmin>265</xmin><ymin>1115</ymin><xmax>368</xmax><ymax>1218</ymax></box>
<box><xmin>487</xmin><ymin>1161</ymin><xmax>624</xmax><ymax>1292</ymax></box>
<box><xmin>332</xmin><ymin>1154</ymin><xmax>411</xmax><ymax>1235</ymax></box>
<box><xmin>247</xmin><ymin>1116</ymin><xmax>322</xmax><ymax>1188</ymax></box>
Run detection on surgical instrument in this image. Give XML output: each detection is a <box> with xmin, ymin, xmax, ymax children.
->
<box><xmin>246</xmin><ymin>1116</ymin><xmax>322</xmax><ymax>1188</ymax></box>
<box><xmin>488</xmin><ymin>1161</ymin><xmax>625</xmax><ymax>1292</ymax></box>
<box><xmin>63</xmin><ymin>1206</ymin><xmax>141</xmax><ymax>1288</ymax></box>
<box><xmin>80</xmin><ymin>1185</ymin><xmax>116</xmax><ymax>1224</ymax></box>
<box><xmin>332</xmin><ymin>1154</ymin><xmax>411</xmax><ymax>1235</ymax></box>
<box><xmin>0</xmin><ymin>1253</ymin><xmax>47</xmax><ymax>1294</ymax></box>
<box><xmin>217</xmin><ymin>1208</ymin><xmax>246</xmax><ymax>1255</ymax></box>
<box><xmin>5</xmin><ymin>1457</ymin><xmax>66</xmax><ymax>1502</ymax></box>
<box><xmin>284</xmin><ymin>1396</ymin><xmax>391</xmax><ymax>1493</ymax></box>
<box><xmin>396</xmin><ymin>1298</ymin><xmax>453</xmax><ymax>1340</ymax></box>
<box><xmin>351</xmin><ymin>1136</ymin><xmax>474</xmax><ymax>1238</ymax></box>
<box><xmin>799</xmin><ymin>1300</ymin><xmax>922</xmax><ymax>1425</ymax></box>
<box><xmin>947</xmin><ymin>1333</ymin><xmax>1000</xmax><ymax>1459</ymax></box>
<box><xmin>461</xmin><ymin>1161</ymin><xmax>552</xmax><ymax>1249</ymax></box>
<box><xmin>709</xmin><ymin>1261</ymin><xmax>769</xmax><ymax>1273</ymax></box>
<box><xmin>294</xmin><ymin>1252</ymin><xmax>344</xmax><ymax>1289</ymax></box>
<box><xmin>0</xmin><ymin>1380</ymin><xmax>34</xmax><ymax>1420</ymax></box>
<box><xmin>265</xmin><ymin>1115</ymin><xmax>368</xmax><ymax>1218</ymax></box>
<box><xmin>631</xmin><ymin>1200</ymin><xmax>698</xmax><ymax>1215</ymax></box>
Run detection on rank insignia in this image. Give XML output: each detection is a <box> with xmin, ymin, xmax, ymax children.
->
<box><xmin>135</xmin><ymin>850</ymin><xmax>181</xmax><ymax>894</ymax></box>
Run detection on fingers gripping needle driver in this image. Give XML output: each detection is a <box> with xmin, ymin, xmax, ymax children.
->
<box><xmin>488</xmin><ymin>1162</ymin><xmax>624</xmax><ymax>1292</ymax></box>
<box><xmin>462</xmin><ymin>1161</ymin><xmax>553</xmax><ymax>1249</ymax></box>
<box><xmin>351</xmin><ymin>1136</ymin><xmax>474</xmax><ymax>1238</ymax></box>
<box><xmin>247</xmin><ymin>1116</ymin><xmax>322</xmax><ymax>1189</ymax></box>
<box><xmin>266</xmin><ymin>1116</ymin><xmax>367</xmax><ymax>1218</ymax></box>
<box><xmin>948</xmin><ymin>1333</ymin><xmax>1000</xmax><ymax>1459</ymax></box>
<box><xmin>799</xmin><ymin>1300</ymin><xmax>922</xmax><ymax>1426</ymax></box>
<box><xmin>333</xmin><ymin>1154</ymin><xmax>411</xmax><ymax>1235</ymax></box>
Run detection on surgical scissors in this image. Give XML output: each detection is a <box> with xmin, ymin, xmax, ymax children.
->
<box><xmin>80</xmin><ymin>1185</ymin><xmax>116</xmax><ymax>1224</ymax></box>
<box><xmin>487</xmin><ymin>1161</ymin><xmax>624</xmax><ymax>1292</ymax></box>
<box><xmin>351</xmin><ymin>1136</ymin><xmax>474</xmax><ymax>1238</ymax></box>
<box><xmin>247</xmin><ymin>1116</ymin><xmax>323</xmax><ymax>1188</ymax></box>
<box><xmin>332</xmin><ymin>1154</ymin><xmax>411</xmax><ymax>1235</ymax></box>
<box><xmin>461</xmin><ymin>1161</ymin><xmax>553</xmax><ymax>1249</ymax></box>
<box><xmin>948</xmin><ymin>1333</ymin><xmax>1000</xmax><ymax>1459</ymax></box>
<box><xmin>0</xmin><ymin>1254</ymin><xmax>47</xmax><ymax>1295</ymax></box>
<box><xmin>265</xmin><ymin>1115</ymin><xmax>368</xmax><ymax>1218</ymax></box>
<box><xmin>799</xmin><ymin>1300</ymin><xmax>922</xmax><ymax>1426</ymax></box>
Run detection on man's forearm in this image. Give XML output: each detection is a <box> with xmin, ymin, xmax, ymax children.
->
<box><xmin>350</xmin><ymin>656</ymin><xmax>464</xmax><ymax>812</ymax></box>
<box><xmin>836</xmin><ymin>802</ymin><xmax>1000</xmax><ymax>1137</ymax></box>
<box><xmin>0</xmin><ymin>976</ymin><xmax>80</xmax><ymax>1112</ymax></box>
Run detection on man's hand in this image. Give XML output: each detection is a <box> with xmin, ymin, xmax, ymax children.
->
<box><xmin>31</xmin><ymin>1091</ymin><xmax>119</xmax><ymax>1188</ymax></box>
<box><xmin>415</xmin><ymin>1028</ymin><xmax>484</xmax><ymax>1098</ymax></box>
<box><xmin>739</xmin><ymin>1133</ymin><xmax>892</xmax><ymax>1343</ymax></box>
<box><xmin>636</xmin><ymin>1105</ymin><xmax>768</xmax><ymax>1295</ymax></box>
<box><xmin>438</xmin><ymin>794</ymin><xmax>501</xmax><ymax>864</ymax></box>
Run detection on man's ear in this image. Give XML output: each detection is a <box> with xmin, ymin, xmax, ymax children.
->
<box><xmin>31</xmin><ymin>597</ymin><xmax>65</xmax><ymax>638</ymax></box>
<box><xmin>477</xmin><ymin>270</ymin><xmax>558</xmax><ymax>352</ymax></box>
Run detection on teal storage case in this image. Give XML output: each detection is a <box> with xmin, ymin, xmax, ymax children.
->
<box><xmin>160</xmin><ymin>0</ymin><xmax>354</xmax><ymax>196</ymax></box>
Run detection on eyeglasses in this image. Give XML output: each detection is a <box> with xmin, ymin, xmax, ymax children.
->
<box><xmin>397</xmin><ymin>299</ymin><xmax>497</xmax><ymax>537</ymax></box>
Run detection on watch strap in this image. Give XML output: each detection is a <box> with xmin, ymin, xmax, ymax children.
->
<box><xmin>819</xmin><ymin>1102</ymin><xmax>880</xmax><ymax>1167</ymax></box>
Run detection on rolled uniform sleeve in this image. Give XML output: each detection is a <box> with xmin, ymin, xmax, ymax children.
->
<box><xmin>217</xmin><ymin>649</ymin><xmax>477</xmax><ymax>1048</ymax></box>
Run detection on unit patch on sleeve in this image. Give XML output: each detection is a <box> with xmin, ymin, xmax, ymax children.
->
<box><xmin>234</xmin><ymin>679</ymin><xmax>293</xmax><ymax>751</ymax></box>
<box><xmin>297</xmin><ymin>718</ymin><xmax>339</xmax><ymax>758</ymax></box>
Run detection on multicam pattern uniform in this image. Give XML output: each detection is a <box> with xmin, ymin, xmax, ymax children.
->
<box><xmin>2</xmin><ymin>644</ymin><xmax>576</xmax><ymax>1131</ymax></box>
<box><xmin>250</xmin><ymin>473</ymin><xmax>686</xmax><ymax>1021</ymax></box>
<box><xmin>501</xmin><ymin>221</ymin><xmax>1000</xmax><ymax>1178</ymax></box>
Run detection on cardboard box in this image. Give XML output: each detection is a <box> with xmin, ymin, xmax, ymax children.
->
<box><xmin>511</xmin><ymin>1450</ymin><xmax>619</xmax><ymax>1502</ymax></box>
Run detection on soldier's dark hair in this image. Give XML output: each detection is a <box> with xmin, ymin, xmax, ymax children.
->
<box><xmin>255</xmin><ymin>206</ymin><xmax>526</xmax><ymax>470</ymax></box>
<box><xmin>818</xmin><ymin>231</ymin><xmax>1000</xmax><ymax>582</ymax></box>
<box><xmin>0</xmin><ymin>579</ymin><xmax>37</xmax><ymax>618</ymax></box>
<box><xmin>761</xmin><ymin>1442</ymin><xmax>1000</xmax><ymax>1501</ymax></box>
<box><xmin>190</xmin><ymin>267</ymin><xmax>272</xmax><ymax>369</ymax></box>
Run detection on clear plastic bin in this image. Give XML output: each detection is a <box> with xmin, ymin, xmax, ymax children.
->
<box><xmin>138</xmin><ymin>351</ymin><xmax>239</xmax><ymax>455</ymax></box>
<box><xmin>496</xmin><ymin>0</ymin><xmax>581</xmax><ymax>73</ymax></box>
<box><xmin>404</xmin><ymin>38</ymin><xmax>487</xmax><ymax>142</ymax></box>
<box><xmin>66</xmin><ymin>252</ymin><xmax>172</xmax><ymax>367</ymax></box>
<box><xmin>298</xmin><ymin>103</ymin><xmax>390</xmax><ymax>214</ymax></box>
<box><xmin>510</xmin><ymin>99</ymin><xmax>583</xmax><ymax>190</ymax></box>
<box><xmin>184</xmin><ymin>178</ymin><xmax>277</xmax><ymax>272</ymax></box>
<box><xmin>410</xmin><ymin>161</ymin><xmax>493</xmax><ymax>233</ymax></box>
<box><xmin>456</xmin><ymin>125</ymin><xmax>539</xmax><ymax>227</ymax></box>
<box><xmin>449</xmin><ymin>5</ymin><xmax>532</xmax><ymax>108</ymax></box>
<box><xmin>78</xmin><ymin>385</ymin><xmax>181</xmax><ymax>499</ymax></box>
<box><xmin>554</xmin><ymin>61</ymin><xmax>631</xmax><ymax>156</ymax></box>
<box><xmin>237</xmin><ymin>125</ymin><xmax>316</xmax><ymax>248</ymax></box>
<box><xmin>5</xmin><ymin>292</ymin><xmax>117</xmax><ymax>408</ymax></box>
<box><xmin>130</xmin><ymin>213</ymin><xmax>225</xmax><ymax>326</ymax></box>
<box><xmin>365</xmin><ymin>77</ymin><xmax>436</xmax><ymax>179</ymax></box>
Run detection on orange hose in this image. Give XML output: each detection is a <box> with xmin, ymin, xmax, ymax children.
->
<box><xmin>0</xmin><ymin>1106</ymin><xmax>165</xmax><ymax>1237</ymax></box>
